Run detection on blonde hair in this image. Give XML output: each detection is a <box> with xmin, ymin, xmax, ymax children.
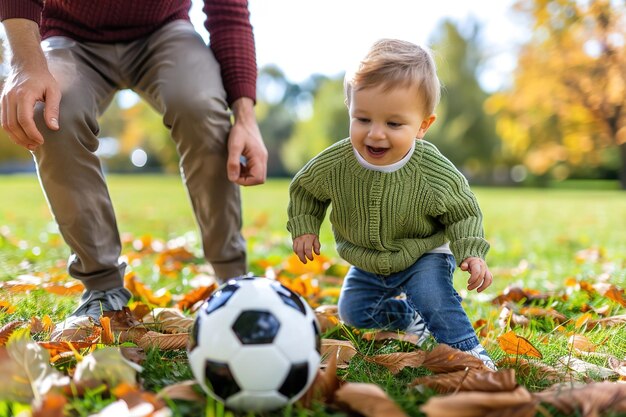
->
<box><xmin>344</xmin><ymin>39</ymin><xmax>441</xmax><ymax>115</ymax></box>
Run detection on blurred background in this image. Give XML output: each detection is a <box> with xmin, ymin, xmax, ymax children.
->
<box><xmin>0</xmin><ymin>0</ymin><xmax>625</xmax><ymax>189</ymax></box>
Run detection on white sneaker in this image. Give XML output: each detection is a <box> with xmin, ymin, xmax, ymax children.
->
<box><xmin>405</xmin><ymin>311</ymin><xmax>431</xmax><ymax>346</ymax></box>
<box><xmin>467</xmin><ymin>344</ymin><xmax>497</xmax><ymax>371</ymax></box>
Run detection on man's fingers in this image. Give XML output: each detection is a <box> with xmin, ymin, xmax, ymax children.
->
<box><xmin>17</xmin><ymin>97</ymin><xmax>45</xmax><ymax>145</ymax></box>
<box><xmin>227</xmin><ymin>152</ymin><xmax>242</xmax><ymax>183</ymax></box>
<box><xmin>313</xmin><ymin>237</ymin><xmax>321</xmax><ymax>255</ymax></box>
<box><xmin>44</xmin><ymin>87</ymin><xmax>61</xmax><ymax>130</ymax></box>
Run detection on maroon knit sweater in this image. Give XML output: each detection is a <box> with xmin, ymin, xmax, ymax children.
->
<box><xmin>0</xmin><ymin>0</ymin><xmax>257</xmax><ymax>104</ymax></box>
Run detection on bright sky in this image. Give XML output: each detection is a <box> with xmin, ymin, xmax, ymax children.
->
<box><xmin>190</xmin><ymin>0</ymin><xmax>528</xmax><ymax>92</ymax></box>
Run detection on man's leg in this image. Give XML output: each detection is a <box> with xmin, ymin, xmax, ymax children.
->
<box><xmin>128</xmin><ymin>21</ymin><xmax>246</xmax><ymax>281</ymax></box>
<box><xmin>33</xmin><ymin>37</ymin><xmax>126</xmax><ymax>292</ymax></box>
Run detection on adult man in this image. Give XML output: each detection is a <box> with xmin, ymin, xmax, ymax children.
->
<box><xmin>0</xmin><ymin>1</ymin><xmax>267</xmax><ymax>323</ymax></box>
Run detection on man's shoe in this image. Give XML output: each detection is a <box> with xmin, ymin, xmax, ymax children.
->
<box><xmin>51</xmin><ymin>287</ymin><xmax>132</xmax><ymax>340</ymax></box>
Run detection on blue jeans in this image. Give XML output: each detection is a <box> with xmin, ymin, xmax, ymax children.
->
<box><xmin>337</xmin><ymin>253</ymin><xmax>479</xmax><ymax>351</ymax></box>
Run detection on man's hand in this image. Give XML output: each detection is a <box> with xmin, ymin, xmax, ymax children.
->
<box><xmin>293</xmin><ymin>234</ymin><xmax>321</xmax><ymax>264</ymax></box>
<box><xmin>460</xmin><ymin>257</ymin><xmax>493</xmax><ymax>293</ymax></box>
<box><xmin>0</xmin><ymin>19</ymin><xmax>61</xmax><ymax>151</ymax></box>
<box><xmin>227</xmin><ymin>97</ymin><xmax>268</xmax><ymax>186</ymax></box>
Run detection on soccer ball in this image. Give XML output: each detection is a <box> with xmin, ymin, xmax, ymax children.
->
<box><xmin>187</xmin><ymin>276</ymin><xmax>321</xmax><ymax>411</ymax></box>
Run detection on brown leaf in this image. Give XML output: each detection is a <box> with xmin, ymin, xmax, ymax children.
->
<box><xmin>608</xmin><ymin>356</ymin><xmax>626</xmax><ymax>377</ymax></box>
<box><xmin>518</xmin><ymin>306</ymin><xmax>567</xmax><ymax>323</ymax></box>
<box><xmin>321</xmin><ymin>339</ymin><xmax>357</xmax><ymax>368</ymax></box>
<box><xmin>411</xmin><ymin>368</ymin><xmax>518</xmax><ymax>393</ymax></box>
<box><xmin>497</xmin><ymin>357</ymin><xmax>567</xmax><ymax>384</ymax></box>
<box><xmin>567</xmin><ymin>334</ymin><xmax>596</xmax><ymax>353</ymax></box>
<box><xmin>497</xmin><ymin>331</ymin><xmax>543</xmax><ymax>359</ymax></box>
<box><xmin>315</xmin><ymin>305</ymin><xmax>340</xmax><ymax>332</ymax></box>
<box><xmin>104</xmin><ymin>307</ymin><xmax>148</xmax><ymax>343</ymax></box>
<box><xmin>335</xmin><ymin>382</ymin><xmax>407</xmax><ymax>417</ymax></box>
<box><xmin>32</xmin><ymin>393</ymin><xmax>67</xmax><ymax>417</ymax></box>
<box><xmin>586</xmin><ymin>314</ymin><xmax>626</xmax><ymax>330</ymax></box>
<box><xmin>364</xmin><ymin>351</ymin><xmax>426</xmax><ymax>374</ymax></box>
<box><xmin>120</xmin><ymin>347</ymin><xmax>146</xmax><ymax>366</ymax></box>
<box><xmin>420</xmin><ymin>386</ymin><xmax>536</xmax><ymax>417</ymax></box>
<box><xmin>157</xmin><ymin>380</ymin><xmax>205</xmax><ymax>402</ymax></box>
<box><xmin>422</xmin><ymin>344</ymin><xmax>490</xmax><ymax>373</ymax></box>
<box><xmin>534</xmin><ymin>381</ymin><xmax>626</xmax><ymax>416</ymax></box>
<box><xmin>0</xmin><ymin>321</ymin><xmax>25</xmax><ymax>347</ymax></box>
<box><xmin>362</xmin><ymin>330</ymin><xmax>421</xmax><ymax>345</ymax></box>
<box><xmin>299</xmin><ymin>345</ymin><xmax>342</xmax><ymax>407</ymax></box>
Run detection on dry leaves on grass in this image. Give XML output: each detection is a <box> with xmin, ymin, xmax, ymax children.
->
<box><xmin>420</xmin><ymin>386</ymin><xmax>536</xmax><ymax>417</ymax></box>
<box><xmin>364</xmin><ymin>351</ymin><xmax>426</xmax><ymax>374</ymax></box>
<box><xmin>534</xmin><ymin>381</ymin><xmax>626</xmax><ymax>417</ymax></box>
<box><xmin>497</xmin><ymin>330</ymin><xmax>543</xmax><ymax>359</ymax></box>
<box><xmin>335</xmin><ymin>383</ymin><xmax>408</xmax><ymax>417</ymax></box>
<box><xmin>421</xmin><ymin>344</ymin><xmax>490</xmax><ymax>373</ymax></box>
<box><xmin>411</xmin><ymin>368</ymin><xmax>518</xmax><ymax>394</ymax></box>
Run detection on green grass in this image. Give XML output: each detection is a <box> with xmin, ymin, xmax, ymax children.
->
<box><xmin>1</xmin><ymin>175</ymin><xmax>626</xmax><ymax>417</ymax></box>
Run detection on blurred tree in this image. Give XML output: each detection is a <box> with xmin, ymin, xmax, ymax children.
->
<box><xmin>281</xmin><ymin>76</ymin><xmax>349</xmax><ymax>174</ymax></box>
<box><xmin>428</xmin><ymin>19</ymin><xmax>503</xmax><ymax>183</ymax></box>
<box><xmin>257</xmin><ymin>65</ymin><xmax>301</xmax><ymax>177</ymax></box>
<box><xmin>486</xmin><ymin>0</ymin><xmax>626</xmax><ymax>187</ymax></box>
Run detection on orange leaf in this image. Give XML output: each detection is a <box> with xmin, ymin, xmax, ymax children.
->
<box><xmin>575</xmin><ymin>312</ymin><xmax>593</xmax><ymax>329</ymax></box>
<box><xmin>100</xmin><ymin>317</ymin><xmax>115</xmax><ymax>345</ymax></box>
<box><xmin>497</xmin><ymin>331</ymin><xmax>543</xmax><ymax>359</ymax></box>
<box><xmin>175</xmin><ymin>284</ymin><xmax>217</xmax><ymax>311</ymax></box>
<box><xmin>0</xmin><ymin>301</ymin><xmax>16</xmax><ymax>313</ymax></box>
<box><xmin>0</xmin><ymin>321</ymin><xmax>24</xmax><ymax>346</ymax></box>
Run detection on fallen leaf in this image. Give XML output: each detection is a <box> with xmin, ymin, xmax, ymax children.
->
<box><xmin>422</xmin><ymin>344</ymin><xmax>490</xmax><ymax>373</ymax></box>
<box><xmin>32</xmin><ymin>392</ymin><xmax>67</xmax><ymax>417</ymax></box>
<box><xmin>534</xmin><ymin>381</ymin><xmax>626</xmax><ymax>416</ymax></box>
<box><xmin>0</xmin><ymin>329</ymin><xmax>69</xmax><ymax>403</ymax></box>
<box><xmin>299</xmin><ymin>345</ymin><xmax>342</xmax><ymax>408</ymax></box>
<box><xmin>157</xmin><ymin>380</ymin><xmax>205</xmax><ymax>402</ymax></box>
<box><xmin>0</xmin><ymin>321</ymin><xmax>24</xmax><ymax>347</ymax></box>
<box><xmin>362</xmin><ymin>330</ymin><xmax>422</xmax><ymax>345</ymax></box>
<box><xmin>321</xmin><ymin>339</ymin><xmax>357</xmax><ymax>368</ymax></box>
<box><xmin>175</xmin><ymin>285</ymin><xmax>217</xmax><ymax>312</ymax></box>
<box><xmin>567</xmin><ymin>334</ymin><xmax>596</xmax><ymax>353</ymax></box>
<box><xmin>420</xmin><ymin>386</ymin><xmax>536</xmax><ymax>417</ymax></box>
<box><xmin>608</xmin><ymin>356</ymin><xmax>626</xmax><ymax>377</ymax></box>
<box><xmin>335</xmin><ymin>382</ymin><xmax>408</xmax><ymax>417</ymax></box>
<box><xmin>100</xmin><ymin>317</ymin><xmax>115</xmax><ymax>345</ymax></box>
<box><xmin>73</xmin><ymin>347</ymin><xmax>143</xmax><ymax>387</ymax></box>
<box><xmin>497</xmin><ymin>357</ymin><xmax>567</xmax><ymax>384</ymax></box>
<box><xmin>411</xmin><ymin>368</ymin><xmax>518</xmax><ymax>393</ymax></box>
<box><xmin>556</xmin><ymin>356</ymin><xmax>617</xmax><ymax>379</ymax></box>
<box><xmin>364</xmin><ymin>351</ymin><xmax>426</xmax><ymax>374</ymax></box>
<box><xmin>497</xmin><ymin>331</ymin><xmax>543</xmax><ymax>359</ymax></box>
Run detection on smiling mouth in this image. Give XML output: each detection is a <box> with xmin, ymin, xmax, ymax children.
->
<box><xmin>366</xmin><ymin>146</ymin><xmax>388</xmax><ymax>157</ymax></box>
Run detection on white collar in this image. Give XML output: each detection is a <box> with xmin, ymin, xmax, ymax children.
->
<box><xmin>353</xmin><ymin>140</ymin><xmax>416</xmax><ymax>173</ymax></box>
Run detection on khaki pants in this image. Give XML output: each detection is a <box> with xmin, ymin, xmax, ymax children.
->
<box><xmin>33</xmin><ymin>20</ymin><xmax>246</xmax><ymax>290</ymax></box>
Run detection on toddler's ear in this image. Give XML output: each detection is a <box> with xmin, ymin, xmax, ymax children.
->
<box><xmin>416</xmin><ymin>114</ymin><xmax>436</xmax><ymax>139</ymax></box>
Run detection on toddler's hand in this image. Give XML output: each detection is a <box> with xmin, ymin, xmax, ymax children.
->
<box><xmin>293</xmin><ymin>234</ymin><xmax>321</xmax><ymax>264</ymax></box>
<box><xmin>460</xmin><ymin>257</ymin><xmax>492</xmax><ymax>293</ymax></box>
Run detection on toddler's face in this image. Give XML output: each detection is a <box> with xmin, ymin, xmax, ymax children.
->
<box><xmin>349</xmin><ymin>85</ymin><xmax>435</xmax><ymax>166</ymax></box>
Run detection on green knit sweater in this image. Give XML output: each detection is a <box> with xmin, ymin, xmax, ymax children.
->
<box><xmin>287</xmin><ymin>138</ymin><xmax>490</xmax><ymax>275</ymax></box>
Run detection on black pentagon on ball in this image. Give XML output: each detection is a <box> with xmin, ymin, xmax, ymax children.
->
<box><xmin>203</xmin><ymin>282</ymin><xmax>240</xmax><ymax>315</ymax></box>
<box><xmin>270</xmin><ymin>281</ymin><xmax>307</xmax><ymax>315</ymax></box>
<box><xmin>232</xmin><ymin>310</ymin><xmax>280</xmax><ymax>344</ymax></box>
<box><xmin>278</xmin><ymin>362</ymin><xmax>309</xmax><ymax>398</ymax></box>
<box><xmin>204</xmin><ymin>360</ymin><xmax>241</xmax><ymax>400</ymax></box>
<box><xmin>187</xmin><ymin>314</ymin><xmax>201</xmax><ymax>352</ymax></box>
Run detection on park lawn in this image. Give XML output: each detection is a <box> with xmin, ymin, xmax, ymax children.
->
<box><xmin>1</xmin><ymin>174</ymin><xmax>625</xmax><ymax>416</ymax></box>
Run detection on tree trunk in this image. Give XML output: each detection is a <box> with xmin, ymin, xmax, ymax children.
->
<box><xmin>621</xmin><ymin>141</ymin><xmax>626</xmax><ymax>190</ymax></box>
